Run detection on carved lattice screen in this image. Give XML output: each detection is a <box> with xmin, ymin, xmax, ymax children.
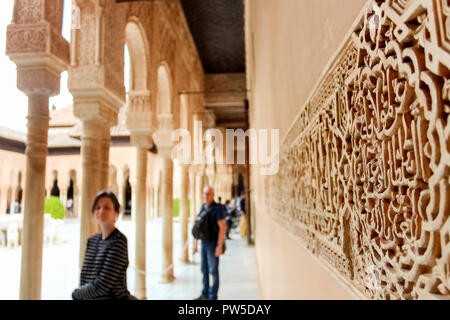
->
<box><xmin>266</xmin><ymin>0</ymin><xmax>450</xmax><ymax>299</ymax></box>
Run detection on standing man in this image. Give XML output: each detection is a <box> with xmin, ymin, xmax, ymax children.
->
<box><xmin>193</xmin><ymin>187</ymin><xmax>227</xmax><ymax>300</ymax></box>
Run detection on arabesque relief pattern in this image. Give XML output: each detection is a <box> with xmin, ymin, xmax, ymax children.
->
<box><xmin>267</xmin><ymin>0</ymin><xmax>450</xmax><ymax>299</ymax></box>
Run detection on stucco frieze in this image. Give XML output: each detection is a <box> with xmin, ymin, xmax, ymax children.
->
<box><xmin>267</xmin><ymin>0</ymin><xmax>450</xmax><ymax>300</ymax></box>
<box><xmin>126</xmin><ymin>92</ymin><xmax>155</xmax><ymax>133</ymax></box>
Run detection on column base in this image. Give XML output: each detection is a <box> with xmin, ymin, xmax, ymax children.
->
<box><xmin>134</xmin><ymin>288</ymin><xmax>147</xmax><ymax>300</ymax></box>
<box><xmin>179</xmin><ymin>257</ymin><xmax>190</xmax><ymax>264</ymax></box>
<box><xmin>160</xmin><ymin>274</ymin><xmax>175</xmax><ymax>284</ymax></box>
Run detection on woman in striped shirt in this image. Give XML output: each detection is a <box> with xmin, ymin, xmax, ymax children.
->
<box><xmin>72</xmin><ymin>190</ymin><xmax>136</xmax><ymax>300</ymax></box>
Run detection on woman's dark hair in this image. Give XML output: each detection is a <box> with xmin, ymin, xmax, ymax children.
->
<box><xmin>91</xmin><ymin>190</ymin><xmax>121</xmax><ymax>214</ymax></box>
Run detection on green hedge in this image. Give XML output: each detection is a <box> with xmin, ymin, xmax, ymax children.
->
<box><xmin>44</xmin><ymin>196</ymin><xmax>66</xmax><ymax>220</ymax></box>
<box><xmin>173</xmin><ymin>198</ymin><xmax>191</xmax><ymax>218</ymax></box>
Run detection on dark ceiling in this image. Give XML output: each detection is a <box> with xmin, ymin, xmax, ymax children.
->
<box><xmin>117</xmin><ymin>0</ymin><xmax>246</xmax><ymax>74</ymax></box>
<box><xmin>180</xmin><ymin>0</ymin><xmax>246</xmax><ymax>74</ymax></box>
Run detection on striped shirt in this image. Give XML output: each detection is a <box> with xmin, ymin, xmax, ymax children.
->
<box><xmin>72</xmin><ymin>228</ymin><xmax>130</xmax><ymax>300</ymax></box>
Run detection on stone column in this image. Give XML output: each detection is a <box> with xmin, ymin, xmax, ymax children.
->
<box><xmin>160</xmin><ymin>155</ymin><xmax>174</xmax><ymax>282</ymax></box>
<box><xmin>132</xmin><ymin>146</ymin><xmax>148</xmax><ymax>298</ymax></box>
<box><xmin>188</xmin><ymin>168</ymin><xmax>199</xmax><ymax>261</ymax></box>
<box><xmin>118</xmin><ymin>178</ymin><xmax>125</xmax><ymax>219</ymax></box>
<box><xmin>59</xmin><ymin>176</ymin><xmax>68</xmax><ymax>209</ymax></box>
<box><xmin>0</xmin><ymin>187</ymin><xmax>6</xmax><ymax>214</ymax></box>
<box><xmin>203</xmin><ymin>110</ymin><xmax>216</xmax><ymax>190</ymax></box>
<box><xmin>131</xmin><ymin>180</ymin><xmax>136</xmax><ymax>225</ymax></box>
<box><xmin>214</xmin><ymin>164</ymin><xmax>233</xmax><ymax>203</ymax></box>
<box><xmin>154</xmin><ymin>114</ymin><xmax>175</xmax><ymax>283</ymax></box>
<box><xmin>150</xmin><ymin>187</ymin><xmax>155</xmax><ymax>219</ymax></box>
<box><xmin>157</xmin><ymin>170</ymin><xmax>163</xmax><ymax>218</ymax></box>
<box><xmin>5</xmin><ymin>187</ymin><xmax>12</xmax><ymax>214</ymax></box>
<box><xmin>6</xmin><ymin>0</ymin><xmax>69</xmax><ymax>299</ymax></box>
<box><xmin>189</xmin><ymin>170</ymin><xmax>195</xmax><ymax>222</ymax></box>
<box><xmin>69</xmin><ymin>0</ymin><xmax>125</xmax><ymax>264</ymax></box>
<box><xmin>20</xmin><ymin>94</ymin><xmax>51</xmax><ymax>300</ymax></box>
<box><xmin>195</xmin><ymin>168</ymin><xmax>205</xmax><ymax>218</ymax></box>
<box><xmin>61</xmin><ymin>191</ymin><xmax>68</xmax><ymax>212</ymax></box>
<box><xmin>77</xmin><ymin>120</ymin><xmax>109</xmax><ymax>258</ymax></box>
<box><xmin>153</xmin><ymin>183</ymin><xmax>158</xmax><ymax>219</ymax></box>
<box><xmin>126</xmin><ymin>91</ymin><xmax>153</xmax><ymax>298</ymax></box>
<box><xmin>73</xmin><ymin>193</ymin><xmax>80</xmax><ymax>218</ymax></box>
<box><xmin>3</xmin><ymin>187</ymin><xmax>9</xmax><ymax>214</ymax></box>
<box><xmin>179</xmin><ymin>164</ymin><xmax>189</xmax><ymax>263</ymax></box>
<box><xmin>99</xmin><ymin>129</ymin><xmax>111</xmax><ymax>191</ymax></box>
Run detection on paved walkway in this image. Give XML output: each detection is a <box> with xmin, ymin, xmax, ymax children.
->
<box><xmin>0</xmin><ymin>217</ymin><xmax>260</xmax><ymax>300</ymax></box>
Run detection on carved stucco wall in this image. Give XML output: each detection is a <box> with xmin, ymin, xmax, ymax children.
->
<box><xmin>149</xmin><ymin>0</ymin><xmax>205</xmax><ymax>131</ymax></box>
<box><xmin>255</xmin><ymin>0</ymin><xmax>450</xmax><ymax>300</ymax></box>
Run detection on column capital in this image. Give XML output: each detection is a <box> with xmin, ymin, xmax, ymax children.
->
<box><xmin>154</xmin><ymin>113</ymin><xmax>175</xmax><ymax>158</ymax></box>
<box><xmin>126</xmin><ymin>91</ymin><xmax>155</xmax><ymax>133</ymax></box>
<box><xmin>193</xmin><ymin>111</ymin><xmax>215</xmax><ymax>129</ymax></box>
<box><xmin>72</xmin><ymin>90</ymin><xmax>122</xmax><ymax>128</ymax></box>
<box><xmin>178</xmin><ymin>163</ymin><xmax>191</xmax><ymax>176</ymax></box>
<box><xmin>155</xmin><ymin>144</ymin><xmax>174</xmax><ymax>160</ymax></box>
<box><xmin>130</xmin><ymin>132</ymin><xmax>153</xmax><ymax>149</ymax></box>
<box><xmin>203</xmin><ymin>110</ymin><xmax>216</xmax><ymax>129</ymax></box>
<box><xmin>178</xmin><ymin>163</ymin><xmax>190</xmax><ymax>171</ymax></box>
<box><xmin>190</xmin><ymin>164</ymin><xmax>205</xmax><ymax>176</ymax></box>
<box><xmin>157</xmin><ymin>113</ymin><xmax>174</xmax><ymax>132</ymax></box>
<box><xmin>16</xmin><ymin>66</ymin><xmax>63</xmax><ymax>97</ymax></box>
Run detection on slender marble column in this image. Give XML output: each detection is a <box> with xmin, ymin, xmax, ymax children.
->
<box><xmin>0</xmin><ymin>187</ymin><xmax>6</xmax><ymax>214</ymax></box>
<box><xmin>195</xmin><ymin>170</ymin><xmax>204</xmax><ymax>218</ymax></box>
<box><xmin>19</xmin><ymin>94</ymin><xmax>50</xmax><ymax>300</ymax></box>
<box><xmin>147</xmin><ymin>187</ymin><xmax>152</xmax><ymax>220</ymax></box>
<box><xmin>188</xmin><ymin>170</ymin><xmax>197</xmax><ymax>260</ymax></box>
<box><xmin>79</xmin><ymin>121</ymin><xmax>102</xmax><ymax>265</ymax></box>
<box><xmin>60</xmin><ymin>187</ymin><xmax>68</xmax><ymax>210</ymax></box>
<box><xmin>153</xmin><ymin>183</ymin><xmax>158</xmax><ymax>219</ymax></box>
<box><xmin>161</xmin><ymin>157</ymin><xmax>174</xmax><ymax>283</ymax></box>
<box><xmin>179</xmin><ymin>164</ymin><xmax>189</xmax><ymax>263</ymax></box>
<box><xmin>73</xmin><ymin>193</ymin><xmax>80</xmax><ymax>218</ymax></box>
<box><xmin>118</xmin><ymin>180</ymin><xmax>125</xmax><ymax>220</ymax></box>
<box><xmin>7</xmin><ymin>0</ymin><xmax>69</xmax><ymax>297</ymax></box>
<box><xmin>189</xmin><ymin>172</ymin><xmax>195</xmax><ymax>222</ymax></box>
<box><xmin>99</xmin><ymin>129</ymin><xmax>111</xmax><ymax>191</ymax></box>
<box><xmin>134</xmin><ymin>146</ymin><xmax>148</xmax><ymax>298</ymax></box>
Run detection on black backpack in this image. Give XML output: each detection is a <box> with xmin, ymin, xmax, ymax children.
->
<box><xmin>192</xmin><ymin>203</ymin><xmax>219</xmax><ymax>240</ymax></box>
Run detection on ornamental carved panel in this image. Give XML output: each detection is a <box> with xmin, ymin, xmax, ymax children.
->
<box><xmin>6</xmin><ymin>25</ymin><xmax>48</xmax><ymax>53</ymax></box>
<box><xmin>7</xmin><ymin>0</ymin><xmax>69</xmax><ymax>64</ymax></box>
<box><xmin>126</xmin><ymin>92</ymin><xmax>153</xmax><ymax>131</ymax></box>
<box><xmin>13</xmin><ymin>0</ymin><xmax>43</xmax><ymax>24</ymax></box>
<box><xmin>268</xmin><ymin>0</ymin><xmax>450</xmax><ymax>299</ymax></box>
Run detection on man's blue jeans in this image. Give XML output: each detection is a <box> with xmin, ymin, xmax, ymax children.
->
<box><xmin>201</xmin><ymin>240</ymin><xmax>219</xmax><ymax>300</ymax></box>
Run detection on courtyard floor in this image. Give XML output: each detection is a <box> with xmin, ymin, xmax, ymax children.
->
<box><xmin>0</xmin><ymin>217</ymin><xmax>261</xmax><ymax>300</ymax></box>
